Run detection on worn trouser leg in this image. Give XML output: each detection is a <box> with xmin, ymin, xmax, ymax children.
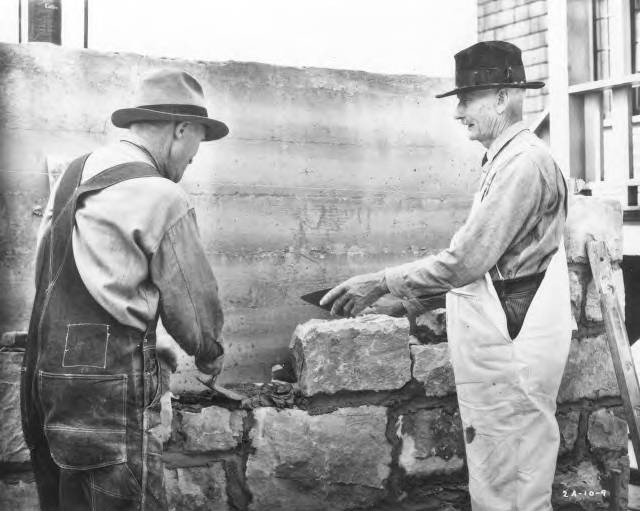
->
<box><xmin>23</xmin><ymin>347</ymin><xmax>167</xmax><ymax>510</ymax></box>
<box><xmin>56</xmin><ymin>398</ymin><xmax>165</xmax><ymax>511</ymax></box>
<box><xmin>28</xmin><ymin>430</ymin><xmax>61</xmax><ymax>511</ymax></box>
<box><xmin>21</xmin><ymin>348</ymin><xmax>61</xmax><ymax>511</ymax></box>
<box><xmin>54</xmin><ymin>348</ymin><xmax>167</xmax><ymax>511</ymax></box>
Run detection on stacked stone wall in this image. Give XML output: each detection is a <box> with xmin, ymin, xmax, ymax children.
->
<box><xmin>0</xmin><ymin>196</ymin><xmax>631</xmax><ymax>510</ymax></box>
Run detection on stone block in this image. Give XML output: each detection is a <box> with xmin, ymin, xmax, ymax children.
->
<box><xmin>149</xmin><ymin>390</ymin><xmax>173</xmax><ymax>445</ymax></box>
<box><xmin>397</xmin><ymin>408</ymin><xmax>465</xmax><ymax>477</ymax></box>
<box><xmin>179</xmin><ymin>406</ymin><xmax>246</xmax><ymax>452</ymax></box>
<box><xmin>247</xmin><ymin>406</ymin><xmax>390</xmax><ymax>511</ymax></box>
<box><xmin>164</xmin><ymin>463</ymin><xmax>229</xmax><ymax>511</ymax></box>
<box><xmin>558</xmin><ymin>335</ymin><xmax>619</xmax><ymax>403</ymax></box>
<box><xmin>557</xmin><ymin>411</ymin><xmax>580</xmax><ymax>455</ymax></box>
<box><xmin>0</xmin><ymin>331</ymin><xmax>27</xmax><ymax>347</ymax></box>
<box><xmin>412</xmin><ymin>307</ymin><xmax>447</xmax><ymax>343</ymax></box>
<box><xmin>585</xmin><ymin>266</ymin><xmax>625</xmax><ymax>323</ymax></box>
<box><xmin>290</xmin><ymin>316</ymin><xmax>411</xmax><ymax>396</ymax></box>
<box><xmin>0</xmin><ymin>352</ymin><xmax>29</xmax><ymax>463</ymax></box>
<box><xmin>568</xmin><ymin>268</ymin><xmax>584</xmax><ymax>324</ymax></box>
<box><xmin>411</xmin><ymin>343</ymin><xmax>455</xmax><ymax>397</ymax></box>
<box><xmin>587</xmin><ymin>408</ymin><xmax>628</xmax><ymax>452</ymax></box>
<box><xmin>552</xmin><ymin>461</ymin><xmax>609</xmax><ymax>509</ymax></box>
<box><xmin>0</xmin><ymin>479</ymin><xmax>39</xmax><ymax>511</ymax></box>
<box><xmin>565</xmin><ymin>196</ymin><xmax>623</xmax><ymax>264</ymax></box>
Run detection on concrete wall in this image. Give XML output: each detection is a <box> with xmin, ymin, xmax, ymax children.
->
<box><xmin>0</xmin><ymin>42</ymin><xmax>481</xmax><ymax>382</ymax></box>
<box><xmin>477</xmin><ymin>0</ymin><xmax>549</xmax><ymax>120</ymax></box>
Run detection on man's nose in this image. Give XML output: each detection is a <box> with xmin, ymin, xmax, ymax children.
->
<box><xmin>454</xmin><ymin>104</ymin><xmax>464</xmax><ymax>120</ymax></box>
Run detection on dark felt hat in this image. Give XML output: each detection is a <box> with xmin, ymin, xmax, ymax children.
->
<box><xmin>436</xmin><ymin>40</ymin><xmax>545</xmax><ymax>98</ymax></box>
<box><xmin>112</xmin><ymin>69</ymin><xmax>229</xmax><ymax>141</ymax></box>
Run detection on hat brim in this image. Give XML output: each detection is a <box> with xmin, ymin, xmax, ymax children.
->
<box><xmin>111</xmin><ymin>108</ymin><xmax>229</xmax><ymax>141</ymax></box>
<box><xmin>435</xmin><ymin>81</ymin><xmax>546</xmax><ymax>99</ymax></box>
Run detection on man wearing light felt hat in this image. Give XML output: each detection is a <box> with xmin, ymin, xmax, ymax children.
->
<box><xmin>322</xmin><ymin>41</ymin><xmax>571</xmax><ymax>510</ymax></box>
<box><xmin>22</xmin><ymin>69</ymin><xmax>228</xmax><ymax>510</ymax></box>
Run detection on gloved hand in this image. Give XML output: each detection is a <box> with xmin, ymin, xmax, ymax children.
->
<box><xmin>360</xmin><ymin>294</ymin><xmax>406</xmax><ymax>317</ymax></box>
<box><xmin>320</xmin><ymin>270</ymin><xmax>389</xmax><ymax>317</ymax></box>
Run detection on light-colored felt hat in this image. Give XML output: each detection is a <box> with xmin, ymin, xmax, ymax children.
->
<box><xmin>111</xmin><ymin>69</ymin><xmax>229</xmax><ymax>141</ymax></box>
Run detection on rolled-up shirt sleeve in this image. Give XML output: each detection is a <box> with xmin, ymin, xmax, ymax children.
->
<box><xmin>150</xmin><ymin>208</ymin><xmax>224</xmax><ymax>373</ymax></box>
<box><xmin>385</xmin><ymin>152</ymin><xmax>545</xmax><ymax>303</ymax></box>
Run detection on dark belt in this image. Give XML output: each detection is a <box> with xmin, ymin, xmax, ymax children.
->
<box><xmin>492</xmin><ymin>271</ymin><xmax>546</xmax><ymax>339</ymax></box>
<box><xmin>492</xmin><ymin>271</ymin><xmax>546</xmax><ymax>296</ymax></box>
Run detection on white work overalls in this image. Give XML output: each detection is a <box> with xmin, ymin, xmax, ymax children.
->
<box><xmin>446</xmin><ymin>187</ymin><xmax>572</xmax><ymax>510</ymax></box>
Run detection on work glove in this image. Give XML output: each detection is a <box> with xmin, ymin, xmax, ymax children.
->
<box><xmin>360</xmin><ymin>294</ymin><xmax>406</xmax><ymax>317</ymax></box>
<box><xmin>320</xmin><ymin>270</ymin><xmax>389</xmax><ymax>317</ymax></box>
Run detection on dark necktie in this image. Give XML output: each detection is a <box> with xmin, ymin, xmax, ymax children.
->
<box><xmin>481</xmin><ymin>153</ymin><xmax>488</xmax><ymax>166</ymax></box>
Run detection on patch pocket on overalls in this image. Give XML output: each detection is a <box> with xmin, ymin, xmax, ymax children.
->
<box><xmin>38</xmin><ymin>371</ymin><xmax>127</xmax><ymax>470</ymax></box>
<box><xmin>62</xmin><ymin>323</ymin><xmax>110</xmax><ymax>368</ymax></box>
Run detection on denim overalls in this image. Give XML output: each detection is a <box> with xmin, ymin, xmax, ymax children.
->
<box><xmin>21</xmin><ymin>155</ymin><xmax>167</xmax><ymax>510</ymax></box>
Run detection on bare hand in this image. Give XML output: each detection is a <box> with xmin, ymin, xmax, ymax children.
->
<box><xmin>319</xmin><ymin>271</ymin><xmax>388</xmax><ymax>317</ymax></box>
<box><xmin>156</xmin><ymin>345</ymin><xmax>178</xmax><ymax>373</ymax></box>
<box><xmin>196</xmin><ymin>353</ymin><xmax>225</xmax><ymax>378</ymax></box>
<box><xmin>360</xmin><ymin>294</ymin><xmax>406</xmax><ymax>317</ymax></box>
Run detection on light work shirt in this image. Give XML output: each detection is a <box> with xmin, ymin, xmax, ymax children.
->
<box><xmin>386</xmin><ymin>121</ymin><xmax>567</xmax><ymax>312</ymax></box>
<box><xmin>38</xmin><ymin>136</ymin><xmax>224</xmax><ymax>370</ymax></box>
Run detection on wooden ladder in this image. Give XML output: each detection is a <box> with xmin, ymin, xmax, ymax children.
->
<box><xmin>587</xmin><ymin>239</ymin><xmax>640</xmax><ymax>471</ymax></box>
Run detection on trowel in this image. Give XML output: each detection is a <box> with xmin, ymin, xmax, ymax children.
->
<box><xmin>300</xmin><ymin>287</ymin><xmax>342</xmax><ymax>315</ymax></box>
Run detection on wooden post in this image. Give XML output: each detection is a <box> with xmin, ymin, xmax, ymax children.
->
<box><xmin>84</xmin><ymin>0</ymin><xmax>88</xmax><ymax>48</ymax></box>
<box><xmin>584</xmin><ymin>91</ymin><xmax>605</xmax><ymax>182</ymax></box>
<box><xmin>547</xmin><ymin>0</ymin><xmax>572</xmax><ymax>177</ymax></box>
<box><xmin>610</xmin><ymin>86</ymin><xmax>634</xmax><ymax>183</ymax></box>
<box><xmin>609</xmin><ymin>0</ymin><xmax>634</xmax><ymax>183</ymax></box>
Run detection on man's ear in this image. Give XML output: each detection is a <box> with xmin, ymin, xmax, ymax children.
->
<box><xmin>173</xmin><ymin>121</ymin><xmax>190</xmax><ymax>139</ymax></box>
<box><xmin>495</xmin><ymin>88</ymin><xmax>508</xmax><ymax>115</ymax></box>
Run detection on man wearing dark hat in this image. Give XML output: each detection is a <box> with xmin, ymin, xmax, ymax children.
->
<box><xmin>321</xmin><ymin>41</ymin><xmax>571</xmax><ymax>510</ymax></box>
<box><xmin>21</xmin><ymin>69</ymin><xmax>228</xmax><ymax>510</ymax></box>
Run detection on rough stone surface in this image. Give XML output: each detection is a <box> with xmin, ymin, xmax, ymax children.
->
<box><xmin>552</xmin><ymin>461</ymin><xmax>609</xmax><ymax>509</ymax></box>
<box><xmin>584</xmin><ymin>267</ymin><xmax>625</xmax><ymax>323</ymax></box>
<box><xmin>246</xmin><ymin>406</ymin><xmax>390</xmax><ymax>511</ymax></box>
<box><xmin>557</xmin><ymin>335</ymin><xmax>619</xmax><ymax>403</ymax></box>
<box><xmin>412</xmin><ymin>308</ymin><xmax>447</xmax><ymax>342</ymax></box>
<box><xmin>164</xmin><ymin>464</ymin><xmax>229</xmax><ymax>511</ymax></box>
<box><xmin>568</xmin><ymin>268</ymin><xmax>584</xmax><ymax>326</ymax></box>
<box><xmin>290</xmin><ymin>316</ymin><xmax>411</xmax><ymax>396</ymax></box>
<box><xmin>411</xmin><ymin>343</ymin><xmax>455</xmax><ymax>397</ymax></box>
<box><xmin>600</xmin><ymin>453</ymin><xmax>630</xmax><ymax>510</ymax></box>
<box><xmin>587</xmin><ymin>408</ymin><xmax>628</xmax><ymax>452</ymax></box>
<box><xmin>179</xmin><ymin>406</ymin><xmax>246</xmax><ymax>452</ymax></box>
<box><xmin>0</xmin><ymin>352</ymin><xmax>29</xmax><ymax>463</ymax></box>
<box><xmin>397</xmin><ymin>408</ymin><xmax>464</xmax><ymax>476</ymax></box>
<box><xmin>557</xmin><ymin>411</ymin><xmax>580</xmax><ymax>456</ymax></box>
<box><xmin>0</xmin><ymin>479</ymin><xmax>39</xmax><ymax>511</ymax></box>
<box><xmin>564</xmin><ymin>196</ymin><xmax>623</xmax><ymax>264</ymax></box>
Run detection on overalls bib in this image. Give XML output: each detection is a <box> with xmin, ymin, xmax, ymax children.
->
<box><xmin>446</xmin><ymin>190</ymin><xmax>572</xmax><ymax>510</ymax></box>
<box><xmin>21</xmin><ymin>155</ymin><xmax>167</xmax><ymax>510</ymax></box>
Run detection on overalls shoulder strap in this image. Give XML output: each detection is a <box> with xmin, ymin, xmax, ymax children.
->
<box><xmin>48</xmin><ymin>158</ymin><xmax>159</xmax><ymax>286</ymax></box>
